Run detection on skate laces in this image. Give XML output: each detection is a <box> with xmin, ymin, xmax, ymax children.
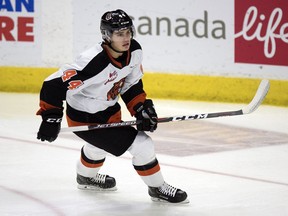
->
<box><xmin>91</xmin><ymin>173</ymin><xmax>106</xmax><ymax>184</ymax></box>
<box><xmin>159</xmin><ymin>182</ymin><xmax>177</xmax><ymax>197</ymax></box>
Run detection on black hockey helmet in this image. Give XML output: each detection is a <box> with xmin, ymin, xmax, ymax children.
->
<box><xmin>100</xmin><ymin>9</ymin><xmax>135</xmax><ymax>42</ymax></box>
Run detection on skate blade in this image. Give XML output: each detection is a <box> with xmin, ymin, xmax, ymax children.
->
<box><xmin>77</xmin><ymin>184</ymin><xmax>117</xmax><ymax>191</ymax></box>
<box><xmin>151</xmin><ymin>197</ymin><xmax>190</xmax><ymax>204</ymax></box>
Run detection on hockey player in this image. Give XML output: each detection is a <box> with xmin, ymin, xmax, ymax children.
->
<box><xmin>36</xmin><ymin>9</ymin><xmax>188</xmax><ymax>203</ymax></box>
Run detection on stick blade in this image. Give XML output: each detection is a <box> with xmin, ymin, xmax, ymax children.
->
<box><xmin>242</xmin><ymin>79</ymin><xmax>270</xmax><ymax>114</ymax></box>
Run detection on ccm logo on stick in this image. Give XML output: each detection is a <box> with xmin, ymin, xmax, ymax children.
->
<box><xmin>172</xmin><ymin>114</ymin><xmax>208</xmax><ymax>121</ymax></box>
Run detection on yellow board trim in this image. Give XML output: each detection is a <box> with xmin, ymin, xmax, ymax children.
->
<box><xmin>0</xmin><ymin>66</ymin><xmax>287</xmax><ymax>106</ymax></box>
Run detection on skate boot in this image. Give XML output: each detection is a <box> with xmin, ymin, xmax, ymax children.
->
<box><xmin>77</xmin><ymin>173</ymin><xmax>117</xmax><ymax>191</ymax></box>
<box><xmin>148</xmin><ymin>182</ymin><xmax>189</xmax><ymax>203</ymax></box>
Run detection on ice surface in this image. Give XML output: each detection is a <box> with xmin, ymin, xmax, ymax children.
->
<box><xmin>0</xmin><ymin>93</ymin><xmax>288</xmax><ymax>216</ymax></box>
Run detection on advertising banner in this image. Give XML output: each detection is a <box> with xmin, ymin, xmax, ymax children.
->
<box><xmin>235</xmin><ymin>0</ymin><xmax>288</xmax><ymax>66</ymax></box>
<box><xmin>0</xmin><ymin>0</ymin><xmax>41</xmax><ymax>66</ymax></box>
<box><xmin>73</xmin><ymin>0</ymin><xmax>288</xmax><ymax>79</ymax></box>
<box><xmin>0</xmin><ymin>0</ymin><xmax>287</xmax><ymax>79</ymax></box>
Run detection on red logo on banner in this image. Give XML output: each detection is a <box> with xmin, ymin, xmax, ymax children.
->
<box><xmin>235</xmin><ymin>0</ymin><xmax>288</xmax><ymax>66</ymax></box>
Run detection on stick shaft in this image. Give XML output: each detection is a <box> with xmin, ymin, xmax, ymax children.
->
<box><xmin>60</xmin><ymin>79</ymin><xmax>269</xmax><ymax>133</ymax></box>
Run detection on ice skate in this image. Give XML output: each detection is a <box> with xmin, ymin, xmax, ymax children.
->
<box><xmin>148</xmin><ymin>182</ymin><xmax>189</xmax><ymax>204</ymax></box>
<box><xmin>77</xmin><ymin>173</ymin><xmax>117</xmax><ymax>191</ymax></box>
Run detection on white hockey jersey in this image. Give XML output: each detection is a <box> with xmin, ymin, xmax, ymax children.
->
<box><xmin>37</xmin><ymin>39</ymin><xmax>147</xmax><ymax>125</ymax></box>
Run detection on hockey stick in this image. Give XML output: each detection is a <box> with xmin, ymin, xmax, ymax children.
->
<box><xmin>60</xmin><ymin>79</ymin><xmax>270</xmax><ymax>133</ymax></box>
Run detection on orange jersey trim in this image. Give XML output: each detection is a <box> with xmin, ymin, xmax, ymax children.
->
<box><xmin>66</xmin><ymin>110</ymin><xmax>122</xmax><ymax>127</ymax></box>
<box><xmin>103</xmin><ymin>44</ymin><xmax>131</xmax><ymax>69</ymax></box>
<box><xmin>126</xmin><ymin>93</ymin><xmax>147</xmax><ymax>116</ymax></box>
<box><xmin>36</xmin><ymin>100</ymin><xmax>62</xmax><ymax>115</ymax></box>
